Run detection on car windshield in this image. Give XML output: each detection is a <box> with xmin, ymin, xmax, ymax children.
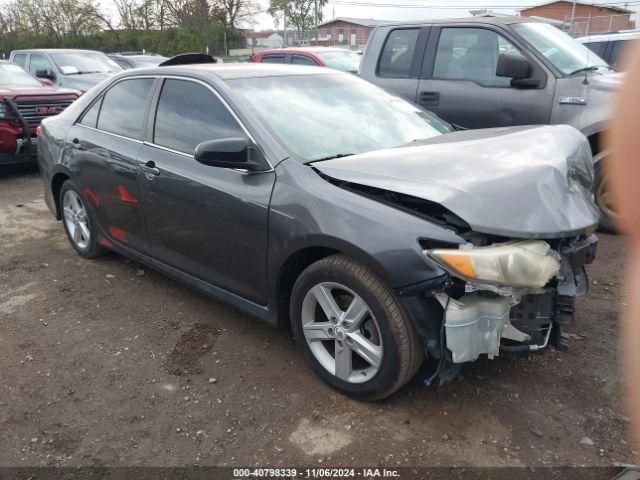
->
<box><xmin>513</xmin><ymin>22</ymin><xmax>609</xmax><ymax>75</ymax></box>
<box><xmin>229</xmin><ymin>73</ymin><xmax>451</xmax><ymax>162</ymax></box>
<box><xmin>0</xmin><ymin>63</ymin><xmax>42</xmax><ymax>87</ymax></box>
<box><xmin>50</xmin><ymin>52</ymin><xmax>122</xmax><ymax>75</ymax></box>
<box><xmin>316</xmin><ymin>50</ymin><xmax>361</xmax><ymax>73</ymax></box>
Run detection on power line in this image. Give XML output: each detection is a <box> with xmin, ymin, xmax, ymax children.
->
<box><xmin>327</xmin><ymin>0</ymin><xmax>640</xmax><ymax>8</ymax></box>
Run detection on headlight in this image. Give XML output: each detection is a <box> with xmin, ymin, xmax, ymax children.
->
<box><xmin>427</xmin><ymin>240</ymin><xmax>560</xmax><ymax>288</ymax></box>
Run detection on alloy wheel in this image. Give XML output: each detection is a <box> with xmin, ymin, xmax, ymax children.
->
<box><xmin>63</xmin><ymin>190</ymin><xmax>91</xmax><ymax>250</ymax></box>
<box><xmin>301</xmin><ymin>282</ymin><xmax>383</xmax><ymax>384</ymax></box>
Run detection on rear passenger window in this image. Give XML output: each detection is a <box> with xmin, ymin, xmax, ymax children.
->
<box><xmin>153</xmin><ymin>79</ymin><xmax>244</xmax><ymax>155</ymax></box>
<box><xmin>97</xmin><ymin>78</ymin><xmax>154</xmax><ymax>139</ymax></box>
<box><xmin>79</xmin><ymin>97</ymin><xmax>102</xmax><ymax>128</ymax></box>
<box><xmin>378</xmin><ymin>28</ymin><xmax>420</xmax><ymax>77</ymax></box>
<box><xmin>13</xmin><ymin>54</ymin><xmax>27</xmax><ymax>68</ymax></box>
<box><xmin>292</xmin><ymin>55</ymin><xmax>317</xmax><ymax>66</ymax></box>
<box><xmin>262</xmin><ymin>55</ymin><xmax>286</xmax><ymax>63</ymax></box>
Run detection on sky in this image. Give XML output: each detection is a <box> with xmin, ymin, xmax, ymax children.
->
<box><xmin>251</xmin><ymin>0</ymin><xmax>640</xmax><ymax>30</ymax></box>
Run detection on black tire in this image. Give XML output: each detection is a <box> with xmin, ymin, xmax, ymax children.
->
<box><xmin>59</xmin><ymin>179</ymin><xmax>107</xmax><ymax>259</ymax></box>
<box><xmin>290</xmin><ymin>254</ymin><xmax>423</xmax><ymax>400</ymax></box>
<box><xmin>594</xmin><ymin>159</ymin><xmax>617</xmax><ymax>234</ymax></box>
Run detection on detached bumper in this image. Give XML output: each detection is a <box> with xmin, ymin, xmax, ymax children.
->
<box><xmin>441</xmin><ymin>235</ymin><xmax>598</xmax><ymax>363</ymax></box>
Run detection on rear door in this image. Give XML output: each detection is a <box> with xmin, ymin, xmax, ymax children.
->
<box><xmin>417</xmin><ymin>25</ymin><xmax>554</xmax><ymax>128</ymax></box>
<box><xmin>363</xmin><ymin>26</ymin><xmax>428</xmax><ymax>103</ymax></box>
<box><xmin>137</xmin><ymin>78</ymin><xmax>275</xmax><ymax>304</ymax></box>
<box><xmin>68</xmin><ymin>77</ymin><xmax>155</xmax><ymax>253</ymax></box>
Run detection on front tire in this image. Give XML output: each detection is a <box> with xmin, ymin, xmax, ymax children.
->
<box><xmin>59</xmin><ymin>179</ymin><xmax>106</xmax><ymax>258</ymax></box>
<box><xmin>594</xmin><ymin>157</ymin><xmax>617</xmax><ymax>233</ymax></box>
<box><xmin>290</xmin><ymin>254</ymin><xmax>423</xmax><ymax>400</ymax></box>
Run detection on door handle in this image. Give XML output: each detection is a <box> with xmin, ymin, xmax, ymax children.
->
<box><xmin>418</xmin><ymin>91</ymin><xmax>440</xmax><ymax>107</ymax></box>
<box><xmin>139</xmin><ymin>160</ymin><xmax>160</xmax><ymax>176</ymax></box>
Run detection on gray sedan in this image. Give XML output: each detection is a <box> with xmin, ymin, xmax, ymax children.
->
<box><xmin>37</xmin><ymin>64</ymin><xmax>598</xmax><ymax>399</ymax></box>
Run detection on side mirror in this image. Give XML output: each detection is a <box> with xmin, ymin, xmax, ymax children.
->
<box><xmin>35</xmin><ymin>69</ymin><xmax>56</xmax><ymax>81</ymax></box>
<box><xmin>194</xmin><ymin>137</ymin><xmax>266</xmax><ymax>171</ymax></box>
<box><xmin>496</xmin><ymin>53</ymin><xmax>529</xmax><ymax>80</ymax></box>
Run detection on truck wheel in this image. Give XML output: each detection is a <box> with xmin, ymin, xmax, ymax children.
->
<box><xmin>290</xmin><ymin>254</ymin><xmax>423</xmax><ymax>400</ymax></box>
<box><xmin>594</xmin><ymin>159</ymin><xmax>617</xmax><ymax>233</ymax></box>
<box><xmin>59</xmin><ymin>179</ymin><xmax>106</xmax><ymax>258</ymax></box>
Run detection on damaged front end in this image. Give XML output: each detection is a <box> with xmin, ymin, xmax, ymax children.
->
<box><xmin>426</xmin><ymin>235</ymin><xmax>597</xmax><ymax>365</ymax></box>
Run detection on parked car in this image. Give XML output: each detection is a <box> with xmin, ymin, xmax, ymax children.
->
<box><xmin>38</xmin><ymin>64</ymin><xmax>598</xmax><ymax>400</ymax></box>
<box><xmin>9</xmin><ymin>49</ymin><xmax>122</xmax><ymax>93</ymax></box>
<box><xmin>577</xmin><ymin>30</ymin><xmax>639</xmax><ymax>71</ymax></box>
<box><xmin>359</xmin><ymin>16</ymin><xmax>620</xmax><ymax>231</ymax></box>
<box><xmin>0</xmin><ymin>61</ymin><xmax>78</xmax><ymax>167</ymax></box>
<box><xmin>108</xmin><ymin>52</ymin><xmax>169</xmax><ymax>70</ymax></box>
<box><xmin>253</xmin><ymin>47</ymin><xmax>361</xmax><ymax>73</ymax></box>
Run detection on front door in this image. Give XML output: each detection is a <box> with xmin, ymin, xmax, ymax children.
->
<box><xmin>137</xmin><ymin>78</ymin><xmax>275</xmax><ymax>304</ymax></box>
<box><xmin>70</xmin><ymin>77</ymin><xmax>155</xmax><ymax>253</ymax></box>
<box><xmin>417</xmin><ymin>26</ymin><xmax>554</xmax><ymax>129</ymax></box>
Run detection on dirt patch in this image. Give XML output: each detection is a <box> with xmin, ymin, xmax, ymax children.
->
<box><xmin>165</xmin><ymin>323</ymin><xmax>219</xmax><ymax>376</ymax></box>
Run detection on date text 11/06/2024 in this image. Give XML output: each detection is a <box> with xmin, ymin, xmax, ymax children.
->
<box><xmin>232</xmin><ymin>468</ymin><xmax>401</xmax><ymax>478</ymax></box>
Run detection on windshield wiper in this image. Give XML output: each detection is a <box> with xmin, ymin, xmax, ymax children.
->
<box><xmin>312</xmin><ymin>153</ymin><xmax>354</xmax><ymax>162</ymax></box>
<box><xmin>567</xmin><ymin>65</ymin><xmax>600</xmax><ymax>76</ymax></box>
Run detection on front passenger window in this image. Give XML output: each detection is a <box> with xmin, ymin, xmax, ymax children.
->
<box><xmin>433</xmin><ymin>28</ymin><xmax>520</xmax><ymax>87</ymax></box>
<box><xmin>153</xmin><ymin>79</ymin><xmax>245</xmax><ymax>155</ymax></box>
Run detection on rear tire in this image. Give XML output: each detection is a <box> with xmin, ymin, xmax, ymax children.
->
<box><xmin>59</xmin><ymin>179</ymin><xmax>106</xmax><ymax>259</ymax></box>
<box><xmin>290</xmin><ymin>254</ymin><xmax>423</xmax><ymax>400</ymax></box>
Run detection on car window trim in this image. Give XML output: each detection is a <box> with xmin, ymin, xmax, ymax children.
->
<box><xmin>145</xmin><ymin>75</ymin><xmax>271</xmax><ymax>169</ymax></box>
<box><xmin>73</xmin><ymin>75</ymin><xmax>157</xmax><ymax>141</ymax></box>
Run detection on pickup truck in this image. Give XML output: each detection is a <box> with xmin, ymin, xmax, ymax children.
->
<box><xmin>359</xmin><ymin>15</ymin><xmax>620</xmax><ymax>231</ymax></box>
<box><xmin>0</xmin><ymin>61</ymin><xmax>78</xmax><ymax>167</ymax></box>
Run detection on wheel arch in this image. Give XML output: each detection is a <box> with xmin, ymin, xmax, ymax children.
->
<box><xmin>273</xmin><ymin>238</ymin><xmax>395</xmax><ymax>331</ymax></box>
<box><xmin>51</xmin><ymin>170</ymin><xmax>72</xmax><ymax>220</ymax></box>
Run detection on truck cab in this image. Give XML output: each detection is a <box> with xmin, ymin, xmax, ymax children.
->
<box><xmin>359</xmin><ymin>16</ymin><xmax>620</xmax><ymax>230</ymax></box>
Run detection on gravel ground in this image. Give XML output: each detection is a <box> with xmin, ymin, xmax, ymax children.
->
<box><xmin>0</xmin><ymin>167</ymin><xmax>637</xmax><ymax>470</ymax></box>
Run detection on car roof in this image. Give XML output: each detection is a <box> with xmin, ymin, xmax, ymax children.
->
<box><xmin>259</xmin><ymin>47</ymin><xmax>353</xmax><ymax>54</ymax></box>
<box><xmin>120</xmin><ymin>62</ymin><xmax>338</xmax><ymax>80</ymax></box>
<box><xmin>11</xmin><ymin>48</ymin><xmax>105</xmax><ymax>54</ymax></box>
<box><xmin>577</xmin><ymin>30</ymin><xmax>640</xmax><ymax>42</ymax></box>
<box><xmin>380</xmin><ymin>15</ymin><xmax>533</xmax><ymax>27</ymax></box>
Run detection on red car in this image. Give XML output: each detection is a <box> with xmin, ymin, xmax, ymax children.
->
<box><xmin>0</xmin><ymin>61</ymin><xmax>79</xmax><ymax>167</ymax></box>
<box><xmin>252</xmin><ymin>47</ymin><xmax>361</xmax><ymax>73</ymax></box>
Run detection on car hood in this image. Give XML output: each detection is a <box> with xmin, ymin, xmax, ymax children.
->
<box><xmin>313</xmin><ymin>125</ymin><xmax>600</xmax><ymax>239</ymax></box>
<box><xmin>0</xmin><ymin>85</ymin><xmax>79</xmax><ymax>97</ymax></box>
<box><xmin>59</xmin><ymin>73</ymin><xmax>111</xmax><ymax>92</ymax></box>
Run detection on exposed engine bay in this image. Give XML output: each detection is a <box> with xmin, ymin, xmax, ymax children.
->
<box><xmin>428</xmin><ymin>234</ymin><xmax>597</xmax><ymax>367</ymax></box>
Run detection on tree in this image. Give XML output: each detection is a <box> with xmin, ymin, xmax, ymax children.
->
<box><xmin>268</xmin><ymin>0</ymin><xmax>326</xmax><ymax>37</ymax></box>
<box><xmin>214</xmin><ymin>0</ymin><xmax>259</xmax><ymax>29</ymax></box>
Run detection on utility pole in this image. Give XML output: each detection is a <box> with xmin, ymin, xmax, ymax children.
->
<box><xmin>569</xmin><ymin>0</ymin><xmax>577</xmax><ymax>34</ymax></box>
<box><xmin>314</xmin><ymin>0</ymin><xmax>318</xmax><ymax>45</ymax></box>
<box><xmin>284</xmin><ymin>11</ymin><xmax>288</xmax><ymax>47</ymax></box>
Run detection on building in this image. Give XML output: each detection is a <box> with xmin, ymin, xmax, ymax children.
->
<box><xmin>317</xmin><ymin>17</ymin><xmax>388</xmax><ymax>48</ymax></box>
<box><xmin>519</xmin><ymin>1</ymin><xmax>635</xmax><ymax>35</ymax></box>
<box><xmin>245</xmin><ymin>31</ymin><xmax>284</xmax><ymax>49</ymax></box>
